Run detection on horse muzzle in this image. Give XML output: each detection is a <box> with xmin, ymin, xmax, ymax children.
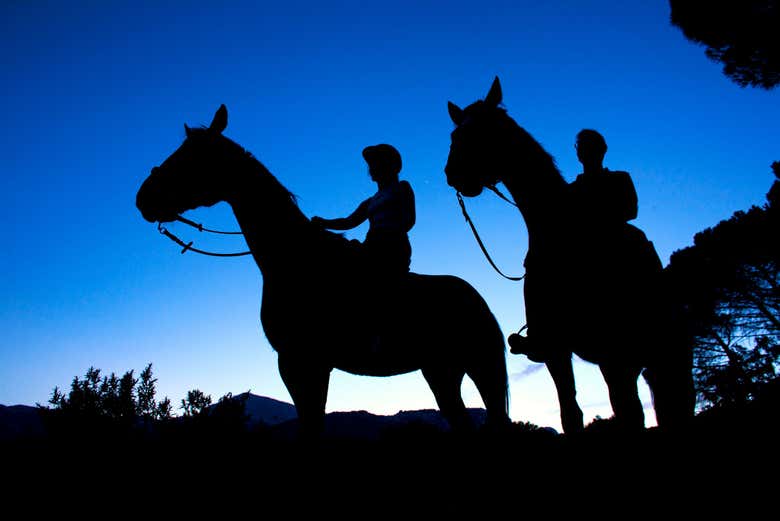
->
<box><xmin>445</xmin><ymin>164</ymin><xmax>484</xmax><ymax>198</ymax></box>
<box><xmin>136</xmin><ymin>171</ymin><xmax>179</xmax><ymax>224</ymax></box>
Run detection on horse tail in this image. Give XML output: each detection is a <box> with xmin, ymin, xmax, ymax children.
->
<box><xmin>488</xmin><ymin>315</ymin><xmax>511</xmax><ymax>424</ymax></box>
<box><xmin>492</xmin><ymin>310</ymin><xmax>510</xmax><ymax>418</ymax></box>
<box><xmin>465</xmin><ymin>284</ymin><xmax>511</xmax><ymax>425</ymax></box>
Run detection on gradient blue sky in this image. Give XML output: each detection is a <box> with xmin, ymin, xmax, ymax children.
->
<box><xmin>1</xmin><ymin>1</ymin><xmax>777</xmax><ymax>430</ymax></box>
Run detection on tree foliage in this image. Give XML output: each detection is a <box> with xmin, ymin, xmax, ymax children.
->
<box><xmin>180</xmin><ymin>389</ymin><xmax>212</xmax><ymax>417</ymax></box>
<box><xmin>43</xmin><ymin>364</ymin><xmax>250</xmax><ymax>440</ymax></box>
<box><xmin>669</xmin><ymin>0</ymin><xmax>780</xmax><ymax>89</ymax></box>
<box><xmin>137</xmin><ymin>363</ymin><xmax>158</xmax><ymax>419</ymax></box>
<box><xmin>667</xmin><ymin>163</ymin><xmax>780</xmax><ymax>408</ymax></box>
<box><xmin>47</xmin><ymin>363</ymin><xmax>173</xmax><ymax>422</ymax></box>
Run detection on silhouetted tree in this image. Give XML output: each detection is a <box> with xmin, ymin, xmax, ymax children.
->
<box><xmin>98</xmin><ymin>372</ymin><xmax>120</xmax><ymax>418</ymax></box>
<box><xmin>208</xmin><ymin>392</ymin><xmax>250</xmax><ymax>435</ymax></box>
<box><xmin>137</xmin><ymin>363</ymin><xmax>157</xmax><ymax>420</ymax></box>
<box><xmin>667</xmin><ymin>163</ymin><xmax>780</xmax><ymax>408</ymax></box>
<box><xmin>670</xmin><ymin>0</ymin><xmax>780</xmax><ymax>89</ymax></box>
<box><xmin>170</xmin><ymin>391</ymin><xmax>252</xmax><ymax>441</ymax></box>
<box><xmin>40</xmin><ymin>365</ymin><xmax>259</xmax><ymax>446</ymax></box>
<box><xmin>156</xmin><ymin>397</ymin><xmax>173</xmax><ymax>420</ymax></box>
<box><xmin>180</xmin><ymin>389</ymin><xmax>212</xmax><ymax>417</ymax></box>
<box><xmin>44</xmin><ymin>364</ymin><xmax>173</xmax><ymax>435</ymax></box>
<box><xmin>116</xmin><ymin>370</ymin><xmax>138</xmax><ymax>424</ymax></box>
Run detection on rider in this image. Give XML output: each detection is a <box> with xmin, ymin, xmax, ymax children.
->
<box><xmin>311</xmin><ymin>144</ymin><xmax>415</xmax><ymax>277</ymax></box>
<box><xmin>509</xmin><ymin>129</ymin><xmax>651</xmax><ymax>362</ymax></box>
<box><xmin>570</xmin><ymin>129</ymin><xmax>662</xmax><ymax>276</ymax></box>
<box><xmin>570</xmin><ymin>129</ymin><xmax>637</xmax><ymax>237</ymax></box>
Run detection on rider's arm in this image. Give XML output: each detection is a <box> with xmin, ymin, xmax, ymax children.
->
<box><xmin>613</xmin><ymin>172</ymin><xmax>638</xmax><ymax>222</ymax></box>
<box><xmin>312</xmin><ymin>198</ymin><xmax>370</xmax><ymax>231</ymax></box>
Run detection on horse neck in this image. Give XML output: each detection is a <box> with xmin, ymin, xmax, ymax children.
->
<box><xmin>225</xmin><ymin>156</ymin><xmax>310</xmax><ymax>277</ymax></box>
<box><xmin>497</xmin><ymin>134</ymin><xmax>568</xmax><ymax>246</ymax></box>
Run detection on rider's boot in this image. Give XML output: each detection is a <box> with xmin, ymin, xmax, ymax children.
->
<box><xmin>508</xmin><ymin>330</ymin><xmax>547</xmax><ymax>363</ymax></box>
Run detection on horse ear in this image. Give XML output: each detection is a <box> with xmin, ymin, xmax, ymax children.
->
<box><xmin>209</xmin><ymin>104</ymin><xmax>228</xmax><ymax>134</ymax></box>
<box><xmin>448</xmin><ymin>101</ymin><xmax>465</xmax><ymax>126</ymax></box>
<box><xmin>485</xmin><ymin>76</ymin><xmax>502</xmax><ymax>107</ymax></box>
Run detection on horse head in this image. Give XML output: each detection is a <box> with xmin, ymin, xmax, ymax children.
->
<box><xmin>445</xmin><ymin>77</ymin><xmax>512</xmax><ymax>197</ymax></box>
<box><xmin>136</xmin><ymin>104</ymin><xmax>239</xmax><ymax>223</ymax></box>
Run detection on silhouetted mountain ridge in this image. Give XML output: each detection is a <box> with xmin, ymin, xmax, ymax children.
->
<box><xmin>0</xmin><ymin>404</ymin><xmax>45</xmax><ymax>440</ymax></box>
<box><xmin>0</xmin><ymin>394</ymin><xmax>492</xmax><ymax>441</ymax></box>
<box><xmin>220</xmin><ymin>392</ymin><xmax>297</xmax><ymax>427</ymax></box>
<box><xmin>269</xmin><ymin>406</ymin><xmax>489</xmax><ymax>441</ymax></box>
<box><xmin>214</xmin><ymin>392</ymin><xmax>492</xmax><ymax>439</ymax></box>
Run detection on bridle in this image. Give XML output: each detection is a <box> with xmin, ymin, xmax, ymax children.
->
<box><xmin>155</xmin><ymin>184</ymin><xmax>524</xmax><ymax>275</ymax></box>
<box><xmin>157</xmin><ymin>215</ymin><xmax>251</xmax><ymax>257</ymax></box>
<box><xmin>456</xmin><ymin>184</ymin><xmax>525</xmax><ymax>281</ymax></box>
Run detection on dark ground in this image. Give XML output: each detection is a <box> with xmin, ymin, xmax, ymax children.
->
<box><xmin>4</xmin><ymin>384</ymin><xmax>778</xmax><ymax>513</ymax></box>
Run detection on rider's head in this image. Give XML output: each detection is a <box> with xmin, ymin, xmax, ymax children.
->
<box><xmin>575</xmin><ymin>129</ymin><xmax>607</xmax><ymax>169</ymax></box>
<box><xmin>363</xmin><ymin>144</ymin><xmax>402</xmax><ymax>183</ymax></box>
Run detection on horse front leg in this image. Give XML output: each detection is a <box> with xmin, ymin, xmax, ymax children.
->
<box><xmin>278</xmin><ymin>353</ymin><xmax>331</xmax><ymax>440</ymax></box>
<box><xmin>545</xmin><ymin>353</ymin><xmax>584</xmax><ymax>434</ymax></box>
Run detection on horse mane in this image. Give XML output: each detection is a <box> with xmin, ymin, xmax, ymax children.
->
<box><xmin>187</xmin><ymin>126</ymin><xmax>300</xmax><ymax>208</ymax></box>
<box><xmin>511</xmin><ymin>126</ymin><xmax>564</xmax><ymax>186</ymax></box>
<box><xmin>188</xmin><ymin>127</ymin><xmax>366</xmax><ymax>271</ymax></box>
<box><xmin>245</xmin><ymin>151</ymin><xmax>300</xmax><ymax>208</ymax></box>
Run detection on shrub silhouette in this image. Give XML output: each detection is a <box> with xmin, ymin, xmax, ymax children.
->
<box><xmin>40</xmin><ymin>364</ymin><xmax>250</xmax><ymax>442</ymax></box>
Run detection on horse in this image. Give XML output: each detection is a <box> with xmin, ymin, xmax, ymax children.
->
<box><xmin>136</xmin><ymin>104</ymin><xmax>510</xmax><ymax>437</ymax></box>
<box><xmin>444</xmin><ymin>78</ymin><xmax>694</xmax><ymax>434</ymax></box>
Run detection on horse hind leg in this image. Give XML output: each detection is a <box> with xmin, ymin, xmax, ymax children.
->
<box><xmin>643</xmin><ymin>346</ymin><xmax>695</xmax><ymax>430</ymax></box>
<box><xmin>422</xmin><ymin>367</ymin><xmax>474</xmax><ymax>432</ymax></box>
<box><xmin>466</xmin><ymin>351</ymin><xmax>510</xmax><ymax>430</ymax></box>
<box><xmin>600</xmin><ymin>363</ymin><xmax>645</xmax><ymax>432</ymax></box>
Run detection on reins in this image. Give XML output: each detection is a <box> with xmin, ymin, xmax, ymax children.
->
<box><xmin>173</xmin><ymin>215</ymin><xmax>244</xmax><ymax>235</ymax></box>
<box><xmin>157</xmin><ymin>185</ymin><xmax>523</xmax><ymax>270</ymax></box>
<box><xmin>486</xmin><ymin>184</ymin><xmax>518</xmax><ymax>208</ymax></box>
<box><xmin>456</xmin><ymin>185</ymin><xmax>525</xmax><ymax>281</ymax></box>
<box><xmin>157</xmin><ymin>215</ymin><xmax>251</xmax><ymax>257</ymax></box>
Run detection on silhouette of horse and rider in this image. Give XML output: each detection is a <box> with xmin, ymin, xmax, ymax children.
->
<box><xmin>447</xmin><ymin>78</ymin><xmax>693</xmax><ymax>433</ymax></box>
<box><xmin>137</xmin><ymin>106</ymin><xmax>510</xmax><ymax>438</ymax></box>
<box><xmin>137</xmin><ymin>81</ymin><xmax>693</xmax><ymax>436</ymax></box>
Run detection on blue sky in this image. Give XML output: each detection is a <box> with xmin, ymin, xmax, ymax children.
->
<box><xmin>1</xmin><ymin>1</ymin><xmax>777</xmax><ymax>430</ymax></box>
